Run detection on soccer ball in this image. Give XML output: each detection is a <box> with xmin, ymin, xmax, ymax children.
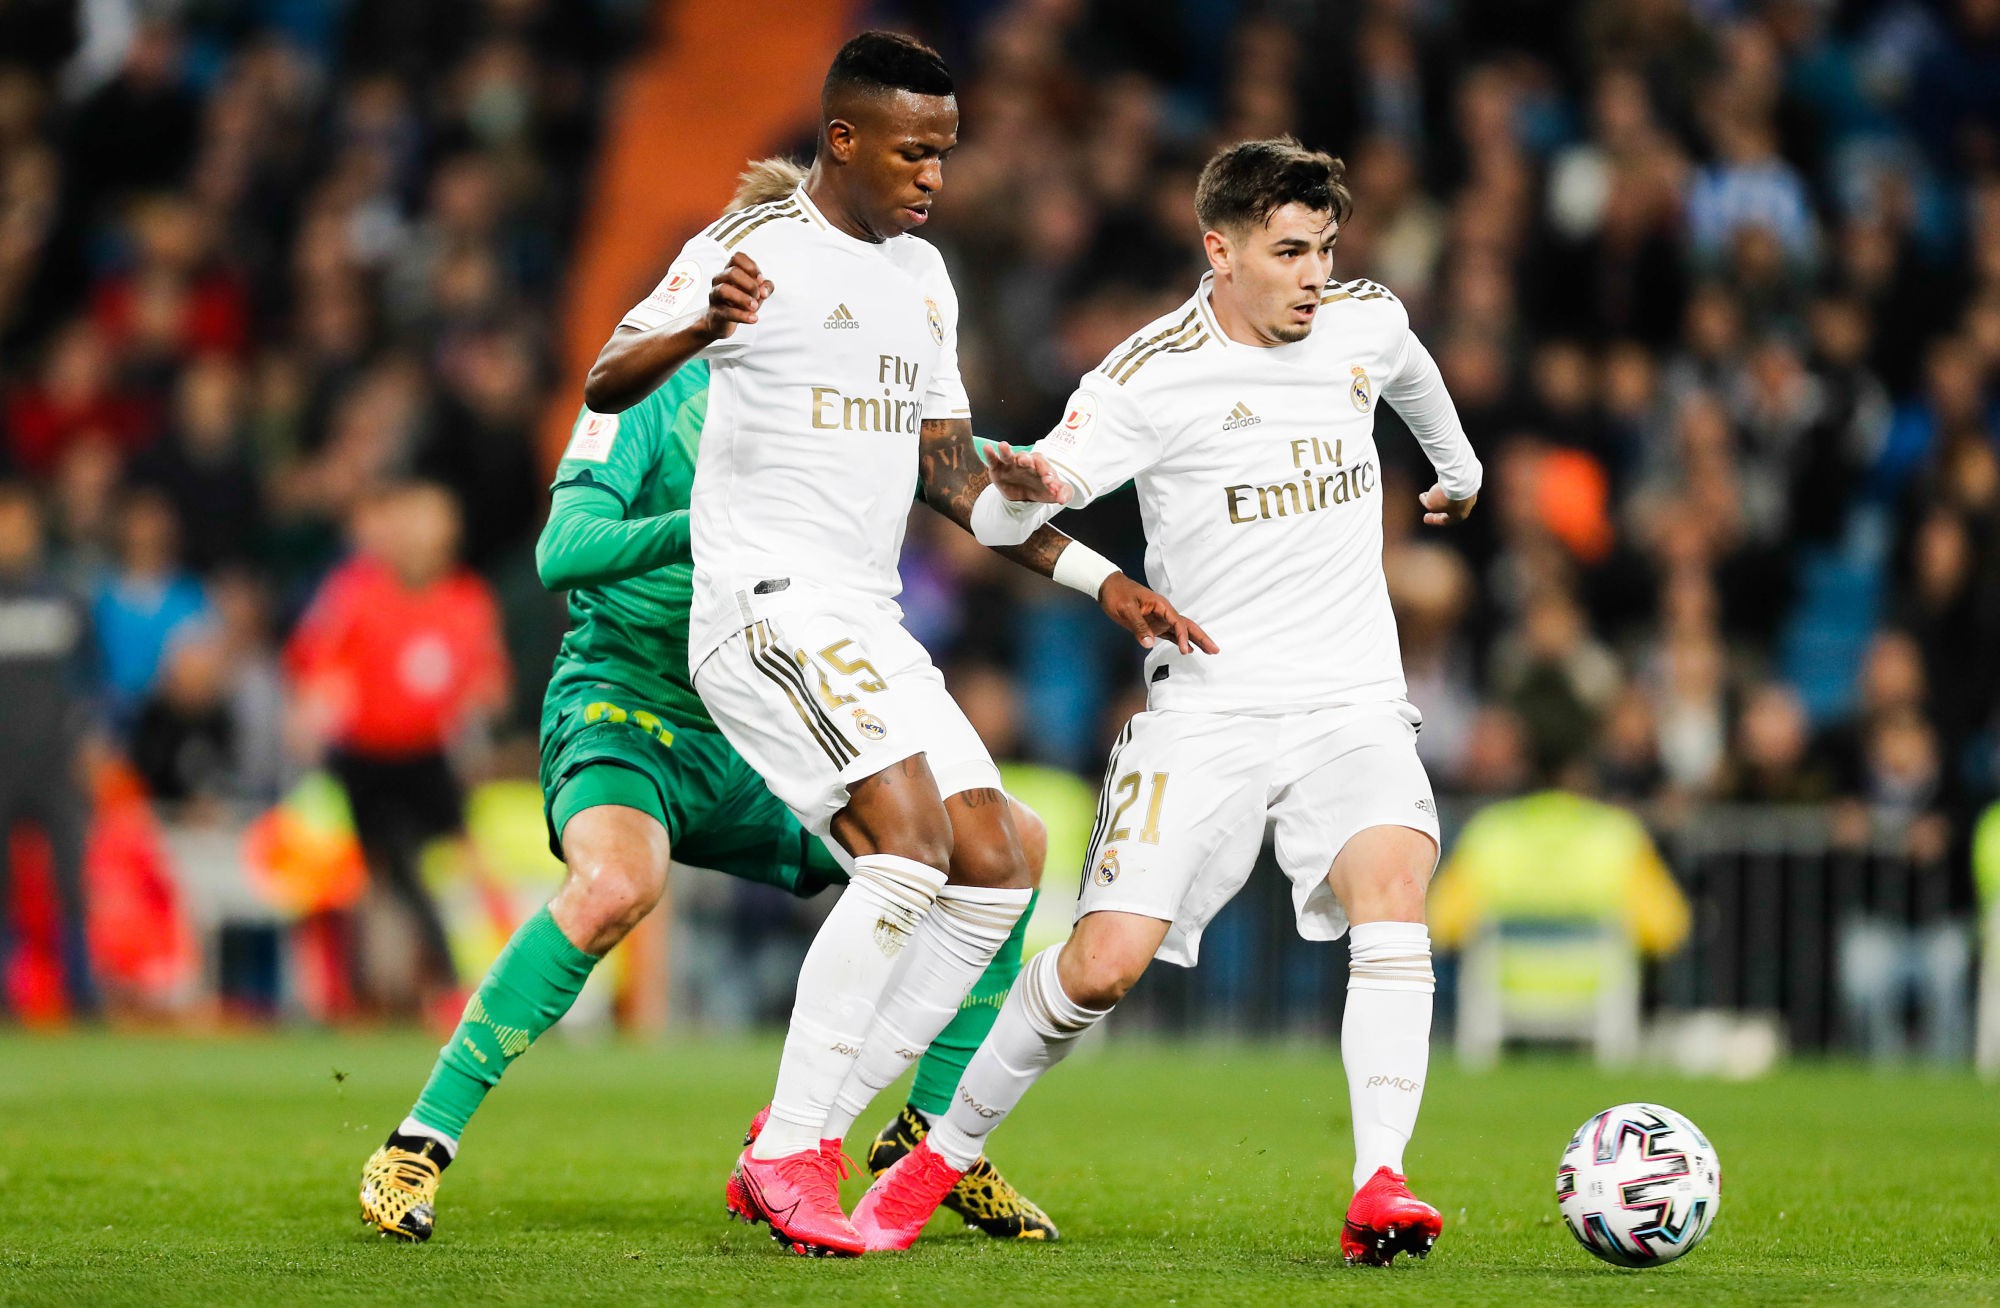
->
<box><xmin>1556</xmin><ymin>1103</ymin><xmax>1720</xmax><ymax>1267</ymax></box>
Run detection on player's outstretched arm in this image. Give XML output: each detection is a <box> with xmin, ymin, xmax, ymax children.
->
<box><xmin>919</xmin><ymin>418</ymin><xmax>1216</xmax><ymax>654</ymax></box>
<box><xmin>583</xmin><ymin>253</ymin><xmax>771</xmax><ymax>413</ymax></box>
<box><xmin>534</xmin><ymin>486</ymin><xmax>691</xmax><ymax>591</ymax></box>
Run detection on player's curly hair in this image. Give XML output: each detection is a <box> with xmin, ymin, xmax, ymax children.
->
<box><xmin>727</xmin><ymin>157</ymin><xmax>807</xmax><ymax>213</ymax></box>
<box><xmin>1195</xmin><ymin>136</ymin><xmax>1354</xmax><ymax>236</ymax></box>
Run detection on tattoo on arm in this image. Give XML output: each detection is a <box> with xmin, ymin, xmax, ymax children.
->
<box><xmin>916</xmin><ymin>418</ymin><xmax>986</xmax><ymax>528</ymax></box>
<box><xmin>917</xmin><ymin>417</ymin><xmax>1074</xmax><ymax>579</ymax></box>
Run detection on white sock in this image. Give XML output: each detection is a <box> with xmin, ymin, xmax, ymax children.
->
<box><xmin>823</xmin><ymin>884</ymin><xmax>1033</xmax><ymax>1142</ymax></box>
<box><xmin>928</xmin><ymin>944</ymin><xmax>1108</xmax><ymax>1171</ymax></box>
<box><xmin>752</xmin><ymin>853</ymin><xmax>947</xmax><ymax>1160</ymax></box>
<box><xmin>397</xmin><ymin>1115</ymin><xmax>458</xmax><ymax>1159</ymax></box>
<box><xmin>1342</xmin><ymin>921</ymin><xmax>1434</xmax><ymax>1191</ymax></box>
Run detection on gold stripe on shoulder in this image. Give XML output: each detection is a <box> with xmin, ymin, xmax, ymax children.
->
<box><xmin>708</xmin><ymin>199</ymin><xmax>799</xmax><ymax>245</ymax></box>
<box><xmin>1119</xmin><ymin>331</ymin><xmax>1209</xmax><ymax>385</ymax></box>
<box><xmin>705</xmin><ymin>199</ymin><xmax>773</xmax><ymax>242</ymax></box>
<box><xmin>707</xmin><ymin>197</ymin><xmax>794</xmax><ymax>237</ymax></box>
<box><xmin>721</xmin><ymin>204</ymin><xmax>805</xmax><ymax>250</ymax></box>
<box><xmin>714</xmin><ymin>199</ymin><xmax>800</xmax><ymax>243</ymax></box>
<box><xmin>1105</xmin><ymin>308</ymin><xmax>1198</xmax><ymax>378</ymax></box>
<box><xmin>1112</xmin><ymin>319</ymin><xmax>1204</xmax><ymax>384</ymax></box>
<box><xmin>1320</xmin><ymin>289</ymin><xmax>1350</xmax><ymax>304</ymax></box>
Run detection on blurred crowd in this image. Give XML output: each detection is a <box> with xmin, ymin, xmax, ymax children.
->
<box><xmin>0</xmin><ymin>0</ymin><xmax>637</xmax><ymax>1015</ymax></box>
<box><xmin>896</xmin><ymin>0</ymin><xmax>2000</xmax><ymax>914</ymax></box>
<box><xmin>1</xmin><ymin>0</ymin><xmax>1996</xmax><ymax>1050</ymax></box>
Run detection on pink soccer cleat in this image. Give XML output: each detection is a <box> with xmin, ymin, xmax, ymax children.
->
<box><xmin>850</xmin><ymin>1138</ymin><xmax>965</xmax><ymax>1252</ymax></box>
<box><xmin>725</xmin><ymin>1143</ymin><xmax>864</xmax><ymax>1258</ymax></box>
<box><xmin>1341</xmin><ymin>1165</ymin><xmax>1444</xmax><ymax>1266</ymax></box>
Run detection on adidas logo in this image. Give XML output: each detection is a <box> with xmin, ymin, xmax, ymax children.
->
<box><xmin>823</xmin><ymin>303</ymin><xmax>860</xmax><ymax>330</ymax></box>
<box><xmin>1222</xmin><ymin>401</ymin><xmax>1262</xmax><ymax>430</ymax></box>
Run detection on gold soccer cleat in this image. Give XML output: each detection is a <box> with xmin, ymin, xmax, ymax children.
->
<box><xmin>359</xmin><ymin>1143</ymin><xmax>445</xmax><ymax>1242</ymax></box>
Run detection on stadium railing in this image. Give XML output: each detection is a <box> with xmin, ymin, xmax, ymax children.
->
<box><xmin>1117</xmin><ymin>800</ymin><xmax>1985</xmax><ymax>1065</ymax></box>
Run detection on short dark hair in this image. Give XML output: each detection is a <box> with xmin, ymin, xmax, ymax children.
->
<box><xmin>823</xmin><ymin>31</ymin><xmax>954</xmax><ymax>109</ymax></box>
<box><xmin>1195</xmin><ymin>136</ymin><xmax>1354</xmax><ymax>236</ymax></box>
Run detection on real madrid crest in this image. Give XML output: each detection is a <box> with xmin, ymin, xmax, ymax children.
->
<box><xmin>1350</xmin><ymin>365</ymin><xmax>1373</xmax><ymax>413</ymax></box>
<box><xmin>1094</xmin><ymin>847</ymin><xmax>1121</xmax><ymax>885</ymax></box>
<box><xmin>925</xmin><ymin>297</ymin><xmax>943</xmax><ymax>344</ymax></box>
<box><xmin>853</xmin><ymin>708</ymin><xmax>888</xmax><ymax>741</ymax></box>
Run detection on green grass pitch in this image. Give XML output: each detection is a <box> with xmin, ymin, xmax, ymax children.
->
<box><xmin>2</xmin><ymin>1032</ymin><xmax>1995</xmax><ymax>1305</ymax></box>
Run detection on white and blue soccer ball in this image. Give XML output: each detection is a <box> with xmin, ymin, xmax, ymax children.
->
<box><xmin>1556</xmin><ymin>1103</ymin><xmax>1720</xmax><ymax>1268</ymax></box>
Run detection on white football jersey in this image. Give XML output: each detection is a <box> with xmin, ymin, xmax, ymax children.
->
<box><xmin>1006</xmin><ymin>272</ymin><xmax>1481</xmax><ymax>714</ymax></box>
<box><xmin>619</xmin><ymin>186</ymin><xmax>971</xmax><ymax>666</ymax></box>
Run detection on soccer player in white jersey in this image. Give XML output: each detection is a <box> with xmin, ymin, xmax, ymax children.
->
<box><xmin>852</xmin><ymin>138</ymin><xmax>1482</xmax><ymax>1265</ymax></box>
<box><xmin>582</xmin><ymin>34</ymin><xmax>1210</xmax><ymax>1258</ymax></box>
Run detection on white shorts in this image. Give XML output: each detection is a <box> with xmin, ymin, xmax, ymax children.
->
<box><xmin>1076</xmin><ymin>702</ymin><xmax>1441</xmax><ymax>967</ymax></box>
<box><xmin>692</xmin><ymin>589</ymin><xmax>1001</xmax><ymax>839</ymax></box>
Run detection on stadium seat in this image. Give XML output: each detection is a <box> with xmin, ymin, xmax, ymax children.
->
<box><xmin>1454</xmin><ymin>919</ymin><xmax>1641</xmax><ymax>1070</ymax></box>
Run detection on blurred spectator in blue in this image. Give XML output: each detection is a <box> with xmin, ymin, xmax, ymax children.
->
<box><xmin>92</xmin><ymin>487</ymin><xmax>209</xmax><ymax>731</ymax></box>
<box><xmin>1877</xmin><ymin>337</ymin><xmax>1998</xmax><ymax>492</ymax></box>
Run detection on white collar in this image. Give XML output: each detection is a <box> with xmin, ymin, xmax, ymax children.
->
<box><xmin>1195</xmin><ymin>271</ymin><xmax>1231</xmax><ymax>349</ymax></box>
<box><xmin>794</xmin><ymin>185</ymin><xmax>890</xmax><ymax>247</ymax></box>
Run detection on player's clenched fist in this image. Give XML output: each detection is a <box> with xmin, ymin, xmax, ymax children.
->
<box><xmin>1418</xmin><ymin>482</ymin><xmax>1476</xmax><ymax>526</ymax></box>
<box><xmin>702</xmin><ymin>252</ymin><xmax>773</xmax><ymax>340</ymax></box>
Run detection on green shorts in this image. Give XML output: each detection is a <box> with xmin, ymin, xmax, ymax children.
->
<box><xmin>539</xmin><ymin>687</ymin><xmax>845</xmax><ymax>898</ymax></box>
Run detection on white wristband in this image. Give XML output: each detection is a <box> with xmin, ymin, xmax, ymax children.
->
<box><xmin>1052</xmin><ymin>541</ymin><xmax>1121</xmax><ymax>598</ymax></box>
<box><xmin>970</xmin><ymin>481</ymin><xmax>1057</xmax><ymax>547</ymax></box>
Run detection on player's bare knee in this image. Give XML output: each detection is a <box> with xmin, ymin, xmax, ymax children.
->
<box><xmin>948</xmin><ymin>830</ymin><xmax>1031</xmax><ymax>890</ymax></box>
<box><xmin>1372</xmin><ymin>872</ymin><xmax>1429</xmax><ymax>923</ymax></box>
<box><xmin>1055</xmin><ymin>941</ymin><xmax>1145</xmax><ymax>1010</ymax></box>
<box><xmin>1009</xmin><ymin>801</ymin><xmax>1049</xmax><ymax>888</ymax></box>
<box><xmin>1059</xmin><ymin>954</ymin><xmax>1139</xmax><ymax>1010</ymax></box>
<box><xmin>894</xmin><ymin>812</ymin><xmax>956</xmax><ymax>874</ymax></box>
<box><xmin>555</xmin><ymin>857</ymin><xmax>665</xmax><ymax>951</ymax></box>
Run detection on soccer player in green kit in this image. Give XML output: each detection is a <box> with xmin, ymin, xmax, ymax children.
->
<box><xmin>357</xmin><ymin>159</ymin><xmax>1058</xmax><ymax>1247</ymax></box>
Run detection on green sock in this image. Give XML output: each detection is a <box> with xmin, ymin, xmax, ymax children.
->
<box><xmin>410</xmin><ymin>907</ymin><xmax>598</xmax><ymax>1143</ymax></box>
<box><xmin>907</xmin><ymin>889</ymin><xmax>1037</xmax><ymax>1120</ymax></box>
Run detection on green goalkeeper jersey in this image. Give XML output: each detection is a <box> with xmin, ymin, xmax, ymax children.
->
<box><xmin>541</xmin><ymin>360</ymin><xmax>713</xmax><ymax>729</ymax></box>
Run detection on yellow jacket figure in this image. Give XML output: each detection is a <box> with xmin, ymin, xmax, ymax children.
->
<box><xmin>1431</xmin><ymin>790</ymin><xmax>1690</xmax><ymax>1067</ymax></box>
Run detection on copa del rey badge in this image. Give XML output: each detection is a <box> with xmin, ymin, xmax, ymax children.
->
<box><xmin>1050</xmin><ymin>392</ymin><xmax>1096</xmax><ymax>451</ymax></box>
<box><xmin>566</xmin><ymin>411</ymin><xmax>620</xmax><ymax>463</ymax></box>
<box><xmin>646</xmin><ymin>258</ymin><xmax>701</xmax><ymax>318</ymax></box>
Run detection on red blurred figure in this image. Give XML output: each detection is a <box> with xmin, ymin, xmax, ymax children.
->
<box><xmin>3</xmin><ymin>320</ymin><xmax>155</xmax><ymax>476</ymax></box>
<box><xmin>285</xmin><ymin>483</ymin><xmax>508</xmax><ymax>1014</ymax></box>
<box><xmin>88</xmin><ymin>195</ymin><xmax>250</xmax><ymax>364</ymax></box>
